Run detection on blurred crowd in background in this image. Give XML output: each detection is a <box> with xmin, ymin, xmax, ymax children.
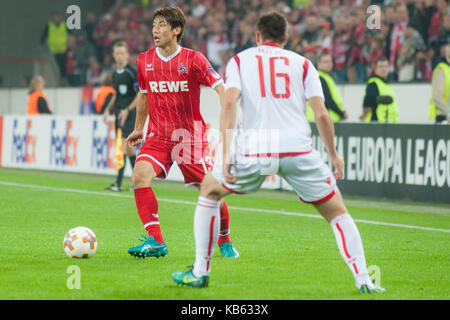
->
<box><xmin>40</xmin><ymin>0</ymin><xmax>450</xmax><ymax>87</ymax></box>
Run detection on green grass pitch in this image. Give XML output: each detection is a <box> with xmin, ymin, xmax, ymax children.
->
<box><xmin>0</xmin><ymin>167</ymin><xmax>449</xmax><ymax>300</ymax></box>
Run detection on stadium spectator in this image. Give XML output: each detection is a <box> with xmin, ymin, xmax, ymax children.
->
<box><xmin>361</xmin><ymin>57</ymin><xmax>399</xmax><ymax>123</ymax></box>
<box><xmin>416</xmin><ymin>47</ymin><xmax>434</xmax><ymax>81</ymax></box>
<box><xmin>86</xmin><ymin>56</ymin><xmax>102</xmax><ymax>87</ymax></box>
<box><xmin>218</xmin><ymin>49</ymin><xmax>234</xmax><ymax>77</ymax></box>
<box><xmin>206</xmin><ymin>21</ymin><xmax>231</xmax><ymax>70</ymax></box>
<box><xmin>286</xmin><ymin>23</ymin><xmax>303</xmax><ymax>52</ymax></box>
<box><xmin>331</xmin><ymin>16</ymin><xmax>350</xmax><ymax>83</ymax></box>
<box><xmin>383</xmin><ymin>4</ymin><xmax>395</xmax><ymax>64</ymax></box>
<box><xmin>429</xmin><ymin>43</ymin><xmax>450</xmax><ymax>123</ymax></box>
<box><xmin>94</xmin><ymin>73</ymin><xmax>115</xmax><ymax>114</ymax></box>
<box><xmin>409</xmin><ymin>0</ymin><xmax>437</xmax><ymax>46</ymax></box>
<box><xmin>347</xmin><ymin>9</ymin><xmax>369</xmax><ymax>83</ymax></box>
<box><xmin>293</xmin><ymin>0</ymin><xmax>309</xmax><ymax>9</ymax></box>
<box><xmin>234</xmin><ymin>21</ymin><xmax>254</xmax><ymax>53</ymax></box>
<box><xmin>84</xmin><ymin>12</ymin><xmax>98</xmax><ymax>45</ymax></box>
<box><xmin>60</xmin><ymin>0</ymin><xmax>450</xmax><ymax>87</ymax></box>
<box><xmin>436</xmin><ymin>14</ymin><xmax>450</xmax><ymax>62</ymax></box>
<box><xmin>330</xmin><ymin>0</ymin><xmax>343</xmax><ymax>19</ymax></box>
<box><xmin>225</xmin><ymin>8</ymin><xmax>240</xmax><ymax>47</ymax></box>
<box><xmin>388</xmin><ymin>4</ymin><xmax>410</xmax><ymax>81</ymax></box>
<box><xmin>27</xmin><ymin>76</ymin><xmax>51</xmax><ymax>115</ymax></box>
<box><xmin>368</xmin><ymin>34</ymin><xmax>387</xmax><ymax>76</ymax></box>
<box><xmin>182</xmin><ymin>15</ymin><xmax>202</xmax><ymax>49</ymax></box>
<box><xmin>302</xmin><ymin>15</ymin><xmax>320</xmax><ymax>52</ymax></box>
<box><xmin>397</xmin><ymin>24</ymin><xmax>426</xmax><ymax>82</ymax></box>
<box><xmin>191</xmin><ymin>0</ymin><xmax>207</xmax><ymax>17</ymax></box>
<box><xmin>66</xmin><ymin>35</ymin><xmax>78</xmax><ymax>86</ymax></box>
<box><xmin>73</xmin><ymin>33</ymin><xmax>96</xmax><ymax>86</ymax></box>
<box><xmin>318</xmin><ymin>5</ymin><xmax>333</xmax><ymax>25</ymax></box>
<box><xmin>427</xmin><ymin>0</ymin><xmax>448</xmax><ymax>47</ymax></box>
<box><xmin>317</xmin><ymin>21</ymin><xmax>332</xmax><ymax>54</ymax></box>
<box><xmin>40</xmin><ymin>12</ymin><xmax>68</xmax><ymax>85</ymax></box>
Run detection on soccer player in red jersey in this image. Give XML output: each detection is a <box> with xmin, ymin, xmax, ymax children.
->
<box><xmin>126</xmin><ymin>6</ymin><xmax>239</xmax><ymax>259</ymax></box>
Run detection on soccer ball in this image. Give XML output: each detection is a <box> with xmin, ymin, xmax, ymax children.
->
<box><xmin>63</xmin><ymin>226</ymin><xmax>97</xmax><ymax>258</ymax></box>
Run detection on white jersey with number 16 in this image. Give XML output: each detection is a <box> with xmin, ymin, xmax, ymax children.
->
<box><xmin>225</xmin><ymin>42</ymin><xmax>324</xmax><ymax>156</ymax></box>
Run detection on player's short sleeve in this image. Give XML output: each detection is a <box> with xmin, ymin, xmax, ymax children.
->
<box><xmin>136</xmin><ymin>53</ymin><xmax>147</xmax><ymax>93</ymax></box>
<box><xmin>224</xmin><ymin>56</ymin><xmax>241</xmax><ymax>91</ymax></box>
<box><xmin>303</xmin><ymin>59</ymin><xmax>324</xmax><ymax>100</ymax></box>
<box><xmin>192</xmin><ymin>52</ymin><xmax>223</xmax><ymax>88</ymax></box>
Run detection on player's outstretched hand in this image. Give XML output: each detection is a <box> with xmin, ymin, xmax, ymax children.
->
<box><xmin>127</xmin><ymin>130</ymin><xmax>143</xmax><ymax>148</ymax></box>
<box><xmin>330</xmin><ymin>153</ymin><xmax>344</xmax><ymax>180</ymax></box>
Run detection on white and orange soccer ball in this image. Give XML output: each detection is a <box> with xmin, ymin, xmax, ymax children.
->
<box><xmin>63</xmin><ymin>226</ymin><xmax>97</xmax><ymax>258</ymax></box>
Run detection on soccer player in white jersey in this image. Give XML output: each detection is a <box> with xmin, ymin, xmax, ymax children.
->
<box><xmin>172</xmin><ymin>12</ymin><xmax>386</xmax><ymax>293</ymax></box>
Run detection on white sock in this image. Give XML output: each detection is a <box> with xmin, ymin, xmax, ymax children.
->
<box><xmin>193</xmin><ymin>196</ymin><xmax>220</xmax><ymax>277</ymax></box>
<box><xmin>330</xmin><ymin>213</ymin><xmax>371</xmax><ymax>287</ymax></box>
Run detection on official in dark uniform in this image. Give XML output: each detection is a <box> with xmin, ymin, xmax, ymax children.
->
<box><xmin>103</xmin><ymin>41</ymin><xmax>139</xmax><ymax>191</ymax></box>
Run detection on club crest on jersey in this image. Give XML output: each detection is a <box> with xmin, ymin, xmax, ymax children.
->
<box><xmin>178</xmin><ymin>63</ymin><xmax>188</xmax><ymax>75</ymax></box>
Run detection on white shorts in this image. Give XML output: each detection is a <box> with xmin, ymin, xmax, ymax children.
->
<box><xmin>212</xmin><ymin>149</ymin><xmax>336</xmax><ymax>204</ymax></box>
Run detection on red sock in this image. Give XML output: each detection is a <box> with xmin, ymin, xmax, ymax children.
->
<box><xmin>134</xmin><ymin>187</ymin><xmax>164</xmax><ymax>243</ymax></box>
<box><xmin>218</xmin><ymin>201</ymin><xmax>231</xmax><ymax>246</ymax></box>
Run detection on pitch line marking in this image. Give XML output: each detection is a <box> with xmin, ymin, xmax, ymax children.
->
<box><xmin>0</xmin><ymin>181</ymin><xmax>449</xmax><ymax>234</ymax></box>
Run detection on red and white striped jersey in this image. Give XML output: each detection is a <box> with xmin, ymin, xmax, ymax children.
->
<box><xmin>225</xmin><ymin>42</ymin><xmax>324</xmax><ymax>155</ymax></box>
<box><xmin>137</xmin><ymin>46</ymin><xmax>223</xmax><ymax>145</ymax></box>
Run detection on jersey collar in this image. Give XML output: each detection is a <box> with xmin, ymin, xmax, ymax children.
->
<box><xmin>156</xmin><ymin>45</ymin><xmax>182</xmax><ymax>62</ymax></box>
<box><xmin>262</xmin><ymin>42</ymin><xmax>281</xmax><ymax>48</ymax></box>
<box><xmin>115</xmin><ymin>64</ymin><xmax>129</xmax><ymax>74</ymax></box>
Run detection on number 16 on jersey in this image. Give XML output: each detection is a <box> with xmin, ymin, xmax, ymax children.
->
<box><xmin>256</xmin><ymin>55</ymin><xmax>290</xmax><ymax>99</ymax></box>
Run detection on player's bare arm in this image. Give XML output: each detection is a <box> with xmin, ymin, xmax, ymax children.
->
<box><xmin>309</xmin><ymin>96</ymin><xmax>344</xmax><ymax>179</ymax></box>
<box><xmin>220</xmin><ymin>87</ymin><xmax>240</xmax><ymax>184</ymax></box>
<box><xmin>102</xmin><ymin>93</ymin><xmax>116</xmax><ymax>124</ymax></box>
<box><xmin>127</xmin><ymin>91</ymin><xmax>147</xmax><ymax>147</ymax></box>
<box><xmin>213</xmin><ymin>83</ymin><xmax>226</xmax><ymax>116</ymax></box>
<box><xmin>118</xmin><ymin>92</ymin><xmax>139</xmax><ymax>127</ymax></box>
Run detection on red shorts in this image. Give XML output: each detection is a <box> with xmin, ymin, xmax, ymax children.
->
<box><xmin>136</xmin><ymin>134</ymin><xmax>214</xmax><ymax>186</ymax></box>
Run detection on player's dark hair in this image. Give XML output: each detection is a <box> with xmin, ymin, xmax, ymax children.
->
<box><xmin>153</xmin><ymin>6</ymin><xmax>186</xmax><ymax>43</ymax></box>
<box><xmin>374</xmin><ymin>56</ymin><xmax>389</xmax><ymax>67</ymax></box>
<box><xmin>256</xmin><ymin>12</ymin><xmax>287</xmax><ymax>44</ymax></box>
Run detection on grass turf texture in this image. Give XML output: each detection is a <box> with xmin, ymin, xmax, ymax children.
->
<box><xmin>0</xmin><ymin>168</ymin><xmax>449</xmax><ymax>300</ymax></box>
